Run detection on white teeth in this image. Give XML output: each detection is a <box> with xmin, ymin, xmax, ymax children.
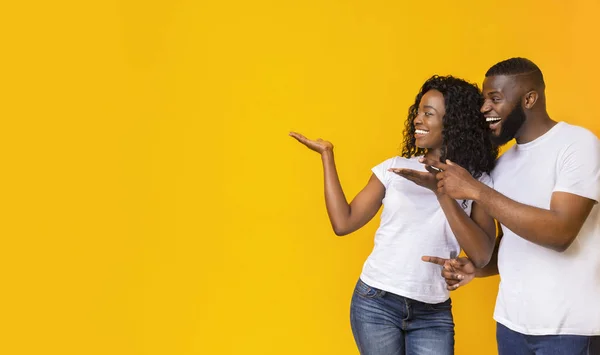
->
<box><xmin>486</xmin><ymin>117</ymin><xmax>501</xmax><ymax>122</ymax></box>
<box><xmin>415</xmin><ymin>129</ymin><xmax>429</xmax><ymax>134</ymax></box>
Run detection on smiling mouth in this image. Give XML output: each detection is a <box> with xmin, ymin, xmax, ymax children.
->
<box><xmin>415</xmin><ymin>129</ymin><xmax>429</xmax><ymax>135</ymax></box>
<box><xmin>486</xmin><ymin>117</ymin><xmax>502</xmax><ymax>131</ymax></box>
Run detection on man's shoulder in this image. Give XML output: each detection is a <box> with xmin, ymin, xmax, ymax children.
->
<box><xmin>554</xmin><ymin>122</ymin><xmax>598</xmax><ymax>143</ymax></box>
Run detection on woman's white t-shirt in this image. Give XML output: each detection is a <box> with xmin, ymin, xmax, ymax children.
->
<box><xmin>359</xmin><ymin>156</ymin><xmax>492</xmax><ymax>304</ymax></box>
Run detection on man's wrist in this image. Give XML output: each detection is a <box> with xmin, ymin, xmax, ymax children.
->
<box><xmin>472</xmin><ymin>181</ymin><xmax>489</xmax><ymax>203</ymax></box>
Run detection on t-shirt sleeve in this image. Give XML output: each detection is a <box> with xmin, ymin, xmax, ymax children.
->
<box><xmin>553</xmin><ymin>133</ymin><xmax>600</xmax><ymax>203</ymax></box>
<box><xmin>477</xmin><ymin>172</ymin><xmax>494</xmax><ymax>189</ymax></box>
<box><xmin>371</xmin><ymin>157</ymin><xmax>396</xmax><ymax>189</ymax></box>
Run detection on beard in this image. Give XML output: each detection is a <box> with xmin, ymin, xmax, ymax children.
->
<box><xmin>491</xmin><ymin>102</ymin><xmax>526</xmax><ymax>146</ymax></box>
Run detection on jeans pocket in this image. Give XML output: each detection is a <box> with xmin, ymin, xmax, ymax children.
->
<box><xmin>426</xmin><ymin>298</ymin><xmax>452</xmax><ymax>311</ymax></box>
<box><xmin>354</xmin><ymin>279</ymin><xmax>385</xmax><ymax>299</ymax></box>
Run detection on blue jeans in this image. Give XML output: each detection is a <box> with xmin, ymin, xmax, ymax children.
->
<box><xmin>350</xmin><ymin>279</ymin><xmax>454</xmax><ymax>355</ymax></box>
<box><xmin>497</xmin><ymin>322</ymin><xmax>600</xmax><ymax>355</ymax></box>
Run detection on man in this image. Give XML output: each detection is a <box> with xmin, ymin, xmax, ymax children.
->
<box><xmin>419</xmin><ymin>58</ymin><xmax>599</xmax><ymax>354</ymax></box>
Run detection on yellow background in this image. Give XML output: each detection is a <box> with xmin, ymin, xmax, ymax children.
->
<box><xmin>1</xmin><ymin>0</ymin><xmax>599</xmax><ymax>354</ymax></box>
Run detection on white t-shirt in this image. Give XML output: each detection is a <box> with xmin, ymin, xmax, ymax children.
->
<box><xmin>360</xmin><ymin>156</ymin><xmax>492</xmax><ymax>304</ymax></box>
<box><xmin>492</xmin><ymin>122</ymin><xmax>600</xmax><ymax>336</ymax></box>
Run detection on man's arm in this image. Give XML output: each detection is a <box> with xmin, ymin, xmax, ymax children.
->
<box><xmin>474</xmin><ymin>188</ymin><xmax>594</xmax><ymax>252</ymax></box>
<box><xmin>421</xmin><ymin>156</ymin><xmax>598</xmax><ymax>252</ymax></box>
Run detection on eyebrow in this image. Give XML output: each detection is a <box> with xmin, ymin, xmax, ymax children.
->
<box><xmin>423</xmin><ymin>105</ymin><xmax>438</xmax><ymax>112</ymax></box>
<box><xmin>486</xmin><ymin>91</ymin><xmax>502</xmax><ymax>96</ymax></box>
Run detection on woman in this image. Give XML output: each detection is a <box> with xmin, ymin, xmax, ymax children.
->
<box><xmin>289</xmin><ymin>75</ymin><xmax>498</xmax><ymax>355</ymax></box>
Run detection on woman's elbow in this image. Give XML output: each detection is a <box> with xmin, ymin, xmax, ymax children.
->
<box><xmin>471</xmin><ymin>249</ymin><xmax>493</xmax><ymax>268</ymax></box>
<box><xmin>333</xmin><ymin>228</ymin><xmax>349</xmax><ymax>236</ymax></box>
<box><xmin>332</xmin><ymin>224</ymin><xmax>351</xmax><ymax>236</ymax></box>
<box><xmin>471</xmin><ymin>256</ymin><xmax>490</xmax><ymax>269</ymax></box>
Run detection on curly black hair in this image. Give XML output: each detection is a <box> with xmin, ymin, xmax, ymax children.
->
<box><xmin>401</xmin><ymin>75</ymin><xmax>498</xmax><ymax>179</ymax></box>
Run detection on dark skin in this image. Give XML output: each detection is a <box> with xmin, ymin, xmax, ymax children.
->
<box><xmin>290</xmin><ymin>89</ymin><xmax>496</xmax><ymax>269</ymax></box>
<box><xmin>422</xmin><ymin>73</ymin><xmax>596</xmax><ymax>289</ymax></box>
<box><xmin>483</xmin><ymin>74</ymin><xmax>555</xmax><ymax>144</ymax></box>
<box><xmin>423</xmin><ymin>223</ymin><xmax>503</xmax><ymax>290</ymax></box>
<box><xmin>288</xmin><ymin>132</ymin><xmax>385</xmax><ymax>237</ymax></box>
<box><xmin>391</xmin><ymin>91</ymin><xmax>496</xmax><ymax>268</ymax></box>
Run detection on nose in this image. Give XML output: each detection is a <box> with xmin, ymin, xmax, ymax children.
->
<box><xmin>480</xmin><ymin>100</ymin><xmax>492</xmax><ymax>114</ymax></box>
<box><xmin>413</xmin><ymin>113</ymin><xmax>423</xmax><ymax>125</ymax></box>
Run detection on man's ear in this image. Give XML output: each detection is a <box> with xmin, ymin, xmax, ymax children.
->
<box><xmin>524</xmin><ymin>90</ymin><xmax>538</xmax><ymax>109</ymax></box>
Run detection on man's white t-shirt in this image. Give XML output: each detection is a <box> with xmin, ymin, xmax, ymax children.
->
<box><xmin>492</xmin><ymin>122</ymin><xmax>600</xmax><ymax>335</ymax></box>
<box><xmin>360</xmin><ymin>156</ymin><xmax>492</xmax><ymax>304</ymax></box>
